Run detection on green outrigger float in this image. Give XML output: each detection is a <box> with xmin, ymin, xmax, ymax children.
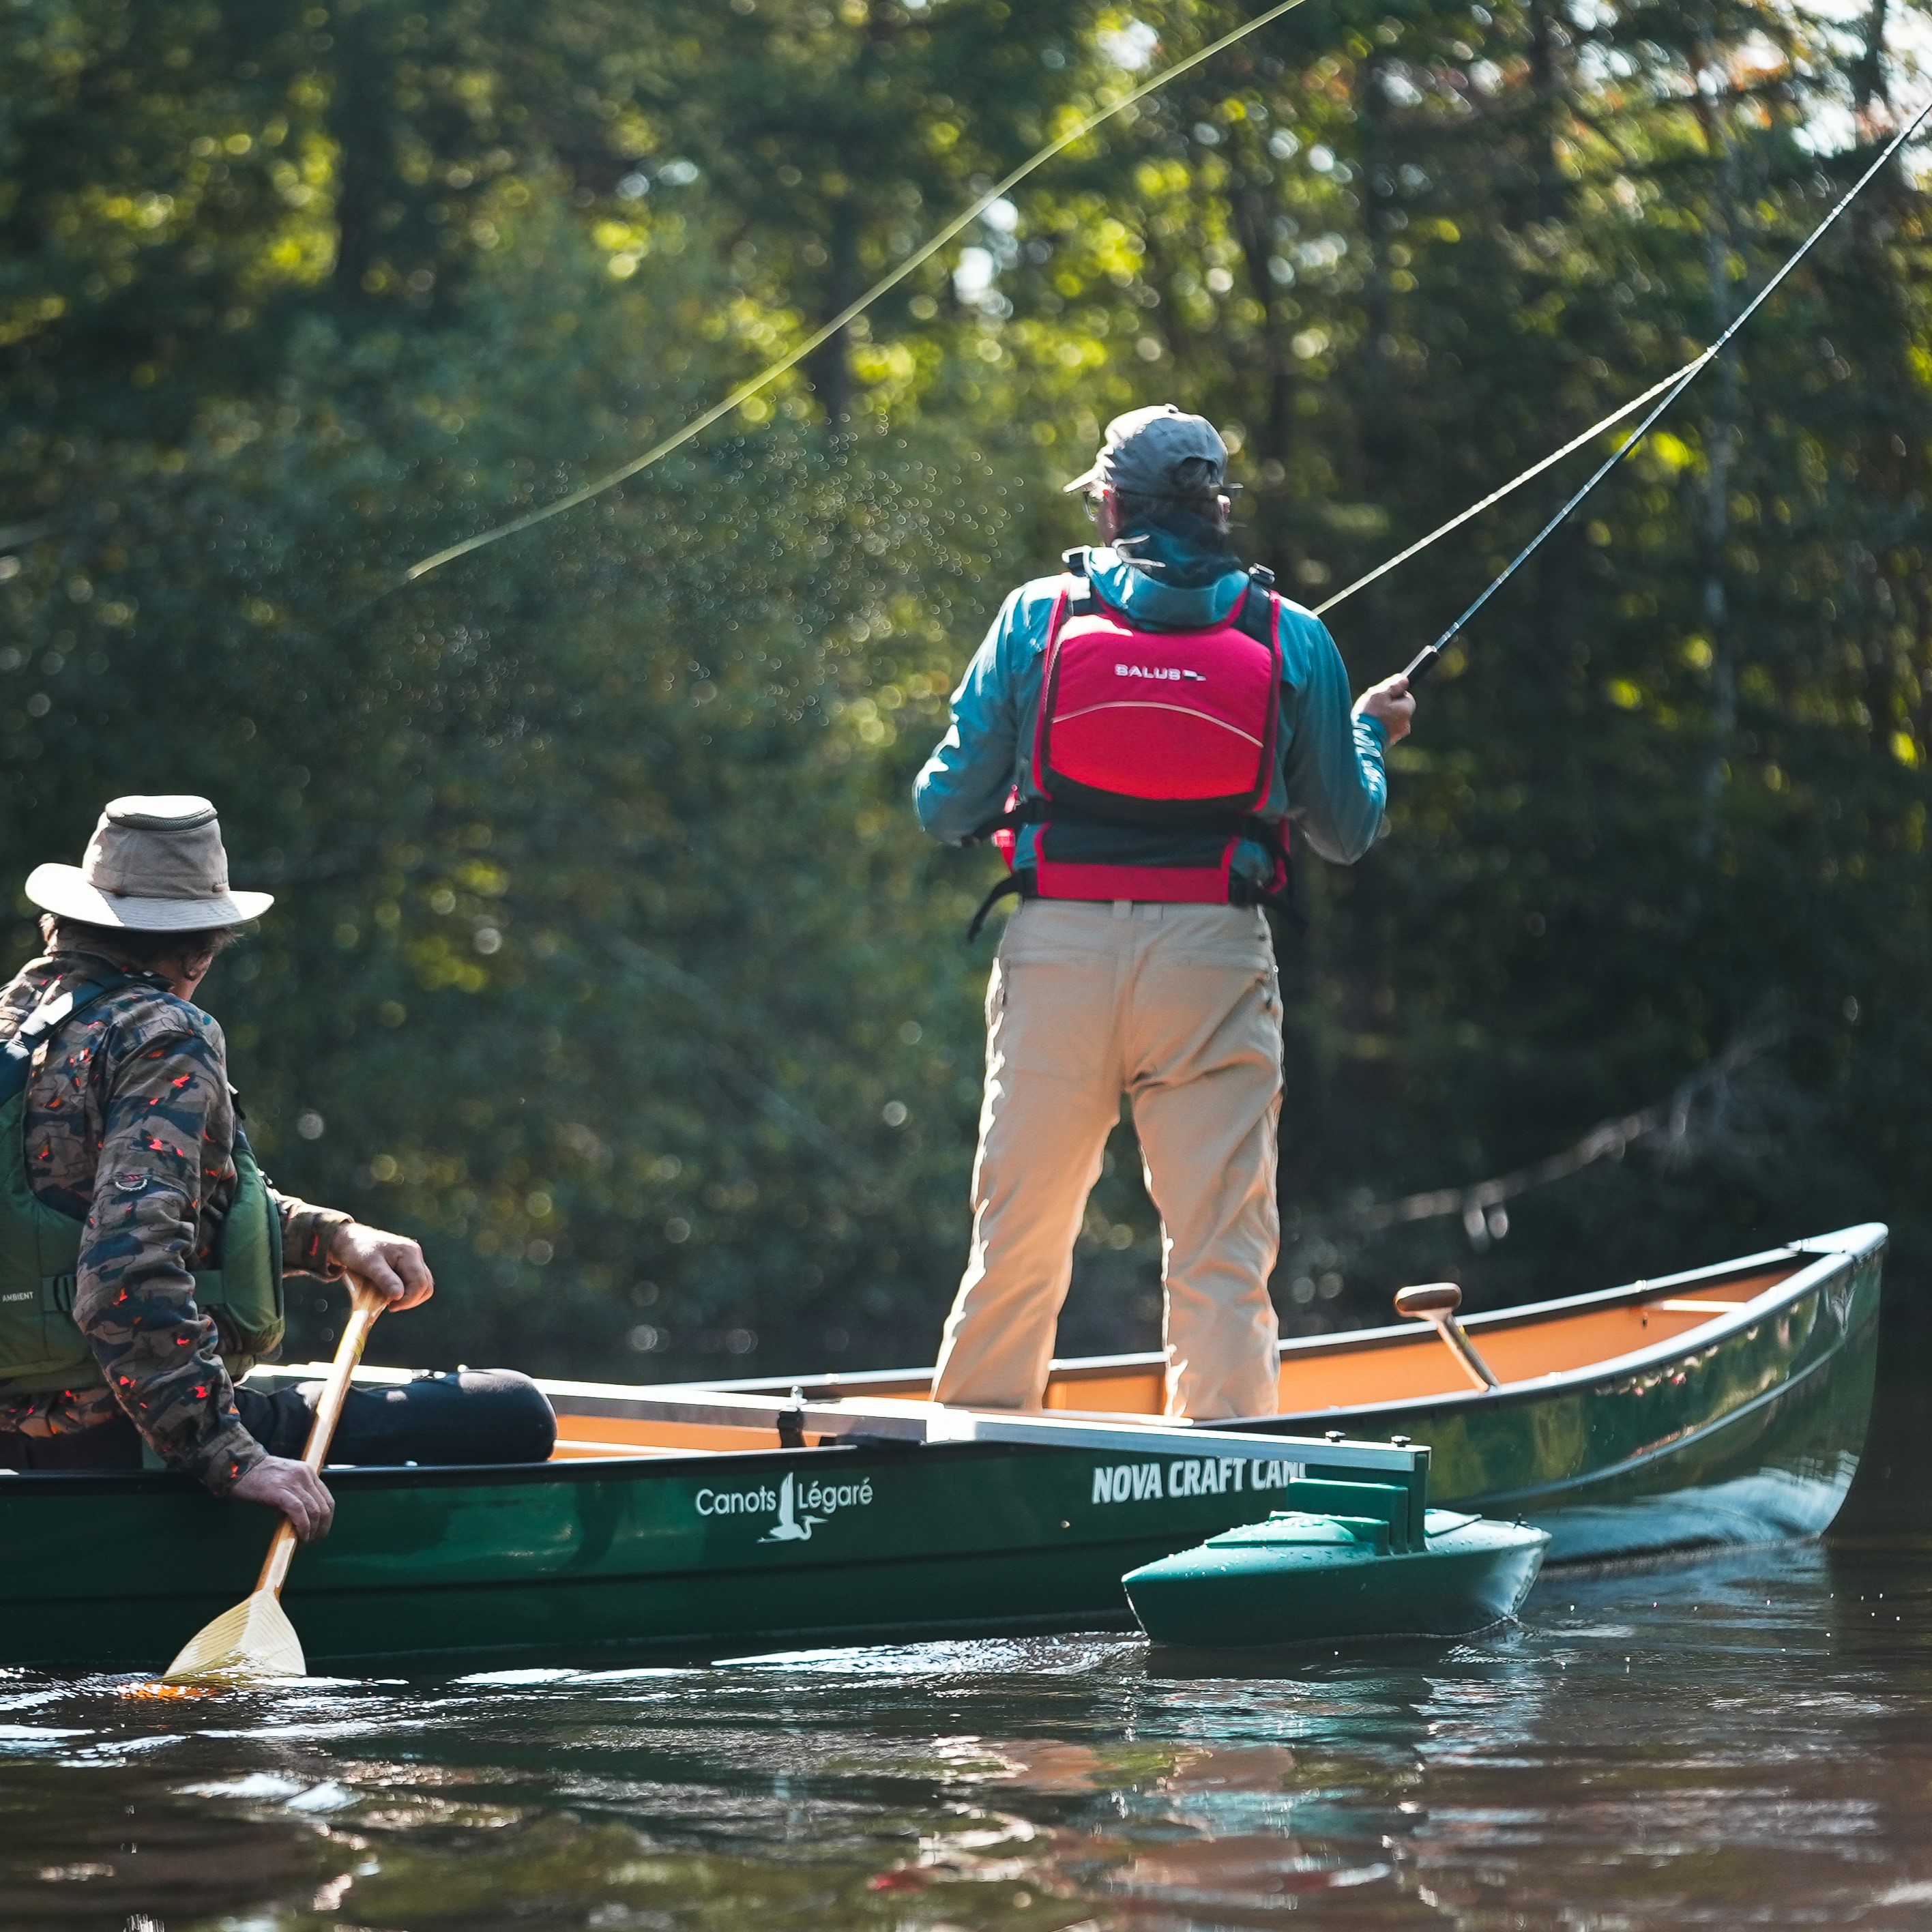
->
<box><xmin>0</xmin><ymin>1223</ymin><xmax>1882</xmax><ymax>1672</ymax></box>
<box><xmin>1124</xmin><ymin>1508</ymin><xmax>1549</xmax><ymax>1650</ymax></box>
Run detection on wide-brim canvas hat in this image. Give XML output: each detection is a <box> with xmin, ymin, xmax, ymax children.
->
<box><xmin>25</xmin><ymin>795</ymin><xmax>273</xmax><ymax>931</ymax></box>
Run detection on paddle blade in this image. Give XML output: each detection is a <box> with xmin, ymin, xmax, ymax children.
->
<box><xmin>162</xmin><ymin>1588</ymin><xmax>306</xmax><ymax>1684</ymax></box>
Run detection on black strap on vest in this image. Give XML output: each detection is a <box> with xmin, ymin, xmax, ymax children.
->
<box><xmin>0</xmin><ymin>978</ymin><xmax>117</xmax><ymax>1105</ymax></box>
<box><xmin>1235</xmin><ymin>564</ymin><xmax>1276</xmax><ymax>643</ymax></box>
<box><xmin>1063</xmin><ymin>548</ymin><xmax>1275</xmax><ymax>632</ymax></box>
<box><xmin>965</xmin><ymin>872</ymin><xmax>1032</xmax><ymax>943</ymax></box>
<box><xmin>967</xmin><ymin>862</ymin><xmax>1302</xmax><ymax>941</ymax></box>
<box><xmin>1231</xmin><ymin>866</ymin><xmax>1307</xmax><ymax>931</ymax></box>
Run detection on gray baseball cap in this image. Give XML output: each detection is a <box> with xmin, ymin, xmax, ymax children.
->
<box><xmin>1062</xmin><ymin>403</ymin><xmax>1229</xmax><ymax>497</ymax></box>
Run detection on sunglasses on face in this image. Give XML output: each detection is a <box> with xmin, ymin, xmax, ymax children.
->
<box><xmin>1084</xmin><ymin>486</ymin><xmax>1242</xmax><ymax>519</ymax></box>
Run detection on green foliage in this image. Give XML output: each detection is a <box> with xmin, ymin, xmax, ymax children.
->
<box><xmin>1</xmin><ymin>0</ymin><xmax>1927</xmax><ymax>1378</ymax></box>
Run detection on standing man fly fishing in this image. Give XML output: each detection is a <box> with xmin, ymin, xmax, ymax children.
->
<box><xmin>914</xmin><ymin>405</ymin><xmax>1414</xmax><ymax>1420</ymax></box>
<box><xmin>0</xmin><ymin>796</ymin><xmax>555</xmax><ymax>1523</ymax></box>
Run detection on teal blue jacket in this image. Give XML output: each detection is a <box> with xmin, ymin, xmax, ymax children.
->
<box><xmin>913</xmin><ymin>545</ymin><xmax>1390</xmax><ymax>882</ymax></box>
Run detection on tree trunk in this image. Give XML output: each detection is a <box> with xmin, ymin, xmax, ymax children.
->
<box><xmin>1229</xmin><ymin>145</ymin><xmax>1297</xmax><ymax>567</ymax></box>
<box><xmin>1519</xmin><ymin>0</ymin><xmax>1578</xmax><ymax>703</ymax></box>
<box><xmin>1525</xmin><ymin>0</ymin><xmax>1566</xmax><ymax>226</ymax></box>
<box><xmin>1853</xmin><ymin>0</ymin><xmax>1890</xmax><ymax>126</ymax></box>
<box><xmin>327</xmin><ymin>0</ymin><xmax>390</xmax><ymax>305</ymax></box>
<box><xmin>1691</xmin><ymin>16</ymin><xmax>1741</xmax><ymax>864</ymax></box>
<box><xmin>1355</xmin><ymin>49</ymin><xmax>1407</xmax><ymax>514</ymax></box>
<box><xmin>807</xmin><ymin>194</ymin><xmax>860</xmax><ymax>426</ymax></box>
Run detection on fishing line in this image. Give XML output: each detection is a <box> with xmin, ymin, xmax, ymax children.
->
<box><xmin>1398</xmin><ymin>90</ymin><xmax>1932</xmax><ymax>681</ymax></box>
<box><xmin>1312</xmin><ymin>367</ymin><xmax>1685</xmax><ymax>615</ymax></box>
<box><xmin>403</xmin><ymin>0</ymin><xmax>1313</xmax><ymax>585</ymax></box>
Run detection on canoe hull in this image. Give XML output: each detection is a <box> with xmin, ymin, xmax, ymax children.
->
<box><xmin>1242</xmin><ymin>1230</ymin><xmax>1885</xmax><ymax>1564</ymax></box>
<box><xmin>0</xmin><ymin>1439</ymin><xmax>1401</xmax><ymax>1673</ymax></box>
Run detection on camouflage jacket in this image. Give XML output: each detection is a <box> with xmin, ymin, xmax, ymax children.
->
<box><xmin>0</xmin><ymin>948</ymin><xmax>350</xmax><ymax>1493</ymax></box>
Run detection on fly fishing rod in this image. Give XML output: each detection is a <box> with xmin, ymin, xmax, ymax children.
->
<box><xmin>1402</xmin><ymin>91</ymin><xmax>1932</xmax><ymax>684</ymax></box>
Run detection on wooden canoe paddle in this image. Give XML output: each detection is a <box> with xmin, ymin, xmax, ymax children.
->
<box><xmin>1393</xmin><ymin>1281</ymin><xmax>1502</xmax><ymax>1392</ymax></box>
<box><xmin>163</xmin><ymin>1278</ymin><xmax>388</xmax><ymax>1684</ymax></box>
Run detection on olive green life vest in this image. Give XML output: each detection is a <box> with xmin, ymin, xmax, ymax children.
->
<box><xmin>0</xmin><ymin>978</ymin><xmax>284</xmax><ymax>1396</ymax></box>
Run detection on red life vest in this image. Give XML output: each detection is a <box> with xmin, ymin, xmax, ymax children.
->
<box><xmin>970</xmin><ymin>557</ymin><xmax>1295</xmax><ymax>937</ymax></box>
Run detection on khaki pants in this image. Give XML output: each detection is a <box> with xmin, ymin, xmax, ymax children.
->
<box><xmin>932</xmin><ymin>901</ymin><xmax>1283</xmax><ymax>1420</ymax></box>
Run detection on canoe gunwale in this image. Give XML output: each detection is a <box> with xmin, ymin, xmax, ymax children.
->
<box><xmin>0</xmin><ymin>1419</ymin><xmax>1423</xmax><ymax>1498</ymax></box>
<box><xmin>691</xmin><ymin>1225</ymin><xmax>1886</xmax><ymax>1407</ymax></box>
<box><xmin>540</xmin><ymin>1399</ymin><xmax>1427</xmax><ymax>1474</ymax></box>
<box><xmin>1278</xmin><ymin>1224</ymin><xmax>1882</xmax><ymax>1359</ymax></box>
<box><xmin>1202</xmin><ymin>1223</ymin><xmax>1886</xmax><ymax>1435</ymax></box>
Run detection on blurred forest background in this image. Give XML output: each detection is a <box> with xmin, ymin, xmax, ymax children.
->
<box><xmin>3</xmin><ymin>0</ymin><xmax>1927</xmax><ymax>1378</ymax></box>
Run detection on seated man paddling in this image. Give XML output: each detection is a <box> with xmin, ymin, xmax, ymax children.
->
<box><xmin>0</xmin><ymin>795</ymin><xmax>553</xmax><ymax>1534</ymax></box>
<box><xmin>916</xmin><ymin>405</ymin><xmax>1414</xmax><ymax>1422</ymax></box>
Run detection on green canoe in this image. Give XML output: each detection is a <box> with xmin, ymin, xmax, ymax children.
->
<box><xmin>0</xmin><ymin>1223</ymin><xmax>1882</xmax><ymax>1673</ymax></box>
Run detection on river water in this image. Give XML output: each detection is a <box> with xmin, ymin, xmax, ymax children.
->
<box><xmin>4</xmin><ymin>1329</ymin><xmax>1928</xmax><ymax>1931</ymax></box>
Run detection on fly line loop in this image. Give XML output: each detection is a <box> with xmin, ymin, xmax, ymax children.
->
<box><xmin>405</xmin><ymin>0</ymin><xmax>1314</xmax><ymax>583</ymax></box>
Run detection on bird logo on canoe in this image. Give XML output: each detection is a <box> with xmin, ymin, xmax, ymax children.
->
<box><xmin>760</xmin><ymin>1472</ymin><xmax>830</xmax><ymax>1543</ymax></box>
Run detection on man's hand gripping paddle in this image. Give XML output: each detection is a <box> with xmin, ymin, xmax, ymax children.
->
<box><xmin>162</xmin><ymin>1278</ymin><xmax>387</xmax><ymax>1684</ymax></box>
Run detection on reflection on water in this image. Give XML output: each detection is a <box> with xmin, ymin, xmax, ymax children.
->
<box><xmin>4</xmin><ymin>1337</ymin><xmax>1929</xmax><ymax>1930</ymax></box>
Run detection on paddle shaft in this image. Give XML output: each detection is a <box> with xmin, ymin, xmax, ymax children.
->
<box><xmin>255</xmin><ymin>1279</ymin><xmax>388</xmax><ymax>1596</ymax></box>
